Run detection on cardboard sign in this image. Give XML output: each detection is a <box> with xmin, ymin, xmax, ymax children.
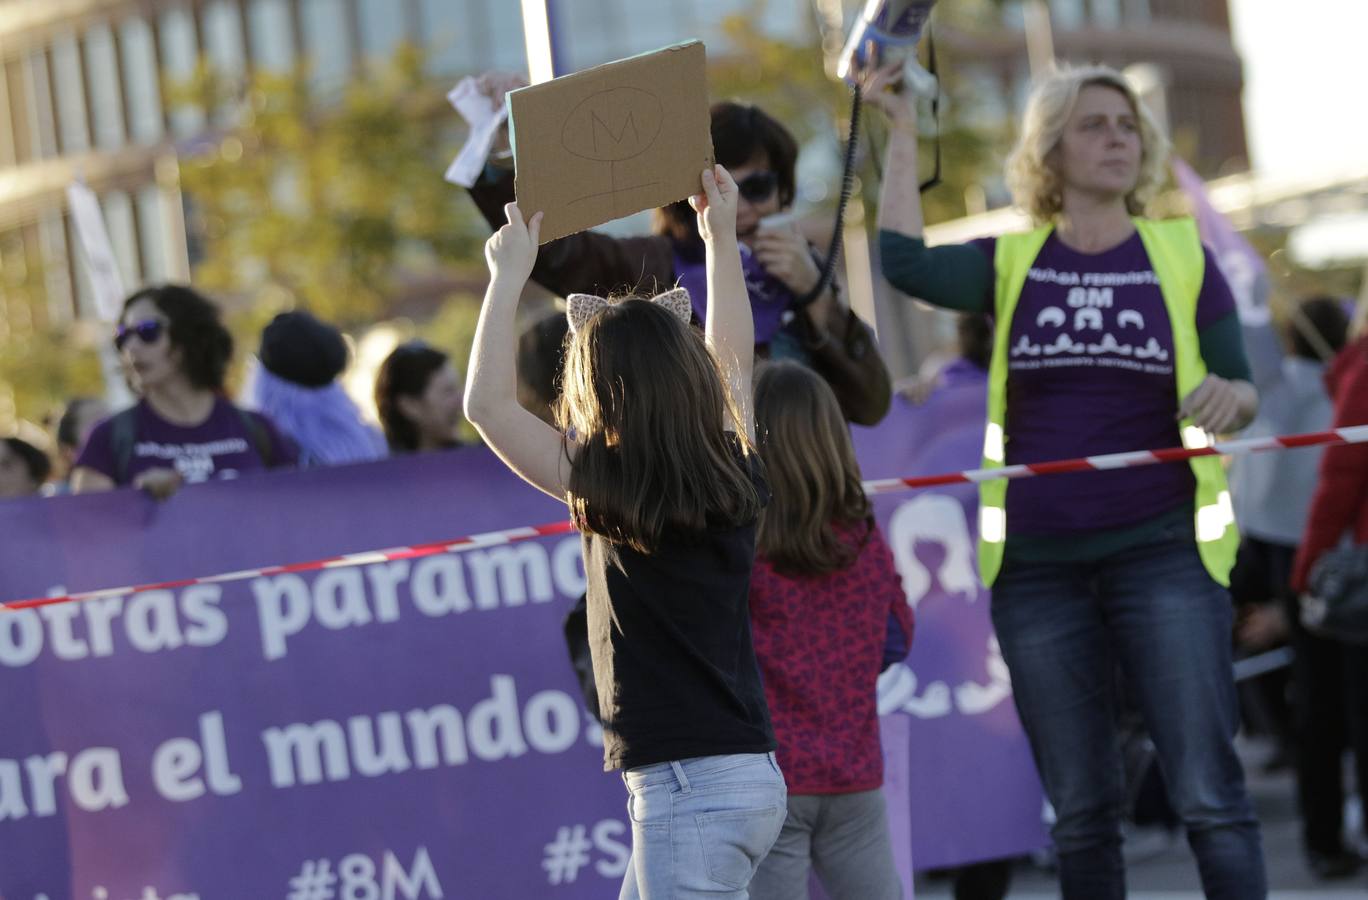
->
<box><xmin>508</xmin><ymin>41</ymin><xmax>714</xmax><ymax>243</ymax></box>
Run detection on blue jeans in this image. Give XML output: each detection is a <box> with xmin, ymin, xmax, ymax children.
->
<box><xmin>991</xmin><ymin>533</ymin><xmax>1267</xmax><ymax>899</ymax></box>
<box><xmin>619</xmin><ymin>752</ymin><xmax>787</xmax><ymax>899</ymax></box>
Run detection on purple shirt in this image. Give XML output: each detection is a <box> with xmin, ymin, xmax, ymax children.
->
<box><xmin>674</xmin><ymin>243</ymin><xmax>793</xmax><ymax>345</ymax></box>
<box><xmin>77</xmin><ymin>397</ymin><xmax>298</xmax><ymax>487</ymax></box>
<box><xmin>972</xmin><ymin>232</ymin><xmax>1236</xmax><ymax>535</ymax></box>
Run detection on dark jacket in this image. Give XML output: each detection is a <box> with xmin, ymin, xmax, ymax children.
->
<box><xmin>468</xmin><ymin>166</ymin><xmax>892</xmax><ymax>426</ymax></box>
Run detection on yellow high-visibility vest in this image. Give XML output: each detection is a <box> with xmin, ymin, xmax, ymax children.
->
<box><xmin>978</xmin><ymin>217</ymin><xmax>1240</xmax><ymax>587</ymax></box>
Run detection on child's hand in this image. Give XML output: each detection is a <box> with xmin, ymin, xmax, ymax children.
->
<box><xmin>689</xmin><ymin>165</ymin><xmax>738</xmax><ymax>244</ymax></box>
<box><xmin>485</xmin><ymin>203</ymin><xmax>543</xmax><ymax>282</ymax></box>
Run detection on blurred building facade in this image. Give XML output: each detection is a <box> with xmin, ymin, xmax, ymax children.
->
<box><xmin>0</xmin><ymin>0</ymin><xmax>819</xmax><ymax>338</ymax></box>
<box><xmin>0</xmin><ymin>0</ymin><xmax>1253</xmax><ymax>383</ymax></box>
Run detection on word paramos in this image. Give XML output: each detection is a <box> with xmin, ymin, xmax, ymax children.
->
<box><xmin>0</xmin><ymin>536</ymin><xmax>586</xmax><ymax>667</ymax></box>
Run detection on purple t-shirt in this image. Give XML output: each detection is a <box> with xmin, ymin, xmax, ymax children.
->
<box><xmin>674</xmin><ymin>243</ymin><xmax>793</xmax><ymax>345</ymax></box>
<box><xmin>77</xmin><ymin>397</ymin><xmax>298</xmax><ymax>487</ymax></box>
<box><xmin>972</xmin><ymin>232</ymin><xmax>1236</xmax><ymax>535</ymax></box>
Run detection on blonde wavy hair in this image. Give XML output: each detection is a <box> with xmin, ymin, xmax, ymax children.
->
<box><xmin>1006</xmin><ymin>64</ymin><xmax>1170</xmax><ymax>224</ymax></box>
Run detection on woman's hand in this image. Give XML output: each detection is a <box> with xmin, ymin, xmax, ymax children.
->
<box><xmin>753</xmin><ymin>226</ymin><xmax>821</xmax><ymax>297</ymax></box>
<box><xmin>859</xmin><ymin>61</ymin><xmax>918</xmax><ymax>129</ymax></box>
<box><xmin>1178</xmin><ymin>374</ymin><xmax>1258</xmax><ymax>434</ymax></box>
<box><xmin>474</xmin><ymin>71</ymin><xmax>528</xmax><ymax>111</ymax></box>
<box><xmin>133</xmin><ymin>467</ymin><xmax>184</xmax><ymax>501</ymax></box>
<box><xmin>485</xmin><ymin>203</ymin><xmax>543</xmax><ymax>284</ymax></box>
<box><xmin>474</xmin><ymin>71</ymin><xmax>527</xmax><ymax>158</ymax></box>
<box><xmin>689</xmin><ymin>165</ymin><xmax>738</xmax><ymax>245</ymax></box>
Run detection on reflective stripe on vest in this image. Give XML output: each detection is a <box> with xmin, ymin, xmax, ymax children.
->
<box><xmin>977</xmin><ymin>217</ymin><xmax>1239</xmax><ymax>587</ymax></box>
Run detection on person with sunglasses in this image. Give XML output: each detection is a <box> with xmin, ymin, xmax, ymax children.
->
<box><xmin>72</xmin><ymin>285</ymin><xmax>297</xmax><ymax>499</ymax></box>
<box><xmin>463</xmin><ymin>72</ymin><xmax>892</xmax><ymax>428</ymax></box>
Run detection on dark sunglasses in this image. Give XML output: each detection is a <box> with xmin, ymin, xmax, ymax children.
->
<box><xmin>736</xmin><ymin>171</ymin><xmax>779</xmax><ymax>203</ymax></box>
<box><xmin>114</xmin><ymin>319</ymin><xmax>165</xmax><ymax>351</ymax></box>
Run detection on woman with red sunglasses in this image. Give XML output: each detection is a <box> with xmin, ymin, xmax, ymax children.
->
<box><xmin>464</xmin><ymin>73</ymin><xmax>891</xmax><ymax>428</ymax></box>
<box><xmin>72</xmin><ymin>285</ymin><xmax>297</xmax><ymax>499</ymax></box>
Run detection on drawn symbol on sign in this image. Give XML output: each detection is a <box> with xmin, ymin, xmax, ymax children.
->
<box><xmin>562</xmin><ymin>88</ymin><xmax>665</xmax><ymax>206</ymax></box>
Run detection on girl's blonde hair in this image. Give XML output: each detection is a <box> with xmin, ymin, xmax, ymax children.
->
<box><xmin>753</xmin><ymin>361</ymin><xmax>870</xmax><ymax>576</ymax></box>
<box><xmin>1006</xmin><ymin>64</ymin><xmax>1170</xmax><ymax>224</ymax></box>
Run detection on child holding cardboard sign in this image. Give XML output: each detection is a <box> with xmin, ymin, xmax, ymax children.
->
<box><xmin>464</xmin><ymin>72</ymin><xmax>892</xmax><ymax>429</ymax></box>
<box><xmin>464</xmin><ymin>165</ymin><xmax>786</xmax><ymax>898</ymax></box>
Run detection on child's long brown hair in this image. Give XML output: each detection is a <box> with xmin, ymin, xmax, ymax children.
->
<box><xmin>557</xmin><ymin>299</ymin><xmax>762</xmax><ymax>553</ymax></box>
<box><xmin>754</xmin><ymin>361</ymin><xmax>870</xmax><ymax>575</ymax></box>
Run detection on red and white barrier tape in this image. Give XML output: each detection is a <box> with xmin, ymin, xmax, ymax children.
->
<box><xmin>2</xmin><ymin>521</ymin><xmax>576</xmax><ymax>612</ymax></box>
<box><xmin>863</xmin><ymin>425</ymin><xmax>1368</xmax><ymax>494</ymax></box>
<box><xmin>5</xmin><ymin>425</ymin><xmax>1366</xmax><ymax>612</ymax></box>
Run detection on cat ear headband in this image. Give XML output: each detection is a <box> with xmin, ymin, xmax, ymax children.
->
<box><xmin>565</xmin><ymin>287</ymin><xmax>692</xmax><ymax>334</ymax></box>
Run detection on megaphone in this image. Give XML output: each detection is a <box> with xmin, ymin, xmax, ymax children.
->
<box><xmin>836</xmin><ymin>0</ymin><xmax>939</xmax><ymax>98</ymax></box>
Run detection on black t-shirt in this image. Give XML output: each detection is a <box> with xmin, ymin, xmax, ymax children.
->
<box><xmin>584</xmin><ymin>436</ymin><xmax>776</xmax><ymax>771</ymax></box>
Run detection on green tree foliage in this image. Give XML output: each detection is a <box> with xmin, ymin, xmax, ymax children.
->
<box><xmin>0</xmin><ymin>234</ymin><xmax>104</xmax><ymax>435</ymax></box>
<box><xmin>170</xmin><ymin>45</ymin><xmax>488</xmax><ymax>329</ymax></box>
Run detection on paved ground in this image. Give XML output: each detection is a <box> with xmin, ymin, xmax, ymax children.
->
<box><xmin>912</xmin><ymin>737</ymin><xmax>1367</xmax><ymax>898</ymax></box>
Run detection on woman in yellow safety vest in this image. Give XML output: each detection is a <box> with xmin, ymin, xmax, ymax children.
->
<box><xmin>865</xmin><ymin>62</ymin><xmax>1266</xmax><ymax>899</ymax></box>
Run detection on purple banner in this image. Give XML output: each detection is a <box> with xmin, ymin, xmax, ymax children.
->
<box><xmin>1</xmin><ymin>390</ymin><xmax>1044</xmax><ymax>898</ymax></box>
<box><xmin>855</xmin><ymin>371</ymin><xmax>1048</xmax><ymax>871</ymax></box>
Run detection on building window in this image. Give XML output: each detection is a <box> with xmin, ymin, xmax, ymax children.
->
<box><xmin>419</xmin><ymin>0</ymin><xmax>477</xmax><ymax>76</ymax></box>
<box><xmin>120</xmin><ymin>16</ymin><xmax>165</xmax><ymax>144</ymax></box>
<box><xmin>248</xmin><ymin>0</ymin><xmax>296</xmax><ymax>71</ymax></box>
<box><xmin>301</xmin><ymin>0</ymin><xmax>354</xmax><ymax>93</ymax></box>
<box><xmin>38</xmin><ymin>210</ymin><xmax>74</xmax><ymax>324</ymax></box>
<box><xmin>358</xmin><ymin>0</ymin><xmax>405</xmax><ymax>62</ymax></box>
<box><xmin>204</xmin><ymin>0</ymin><xmax>248</xmax><ymax>80</ymax></box>
<box><xmin>756</xmin><ymin>0</ymin><xmax>807</xmax><ymax>44</ymax></box>
<box><xmin>136</xmin><ymin>186</ymin><xmax>169</xmax><ymax>282</ymax></box>
<box><xmin>22</xmin><ymin>51</ymin><xmax>60</xmax><ymax>160</ymax></box>
<box><xmin>486</xmin><ymin>0</ymin><xmax>528</xmax><ymax>72</ymax></box>
<box><xmin>50</xmin><ymin>32</ymin><xmax>91</xmax><ymax>154</ymax></box>
<box><xmin>85</xmin><ymin>24</ymin><xmax>127</xmax><ymax>150</ymax></box>
<box><xmin>102</xmin><ymin>190</ymin><xmax>141</xmax><ymax>289</ymax></box>
<box><xmin>204</xmin><ymin>0</ymin><xmax>247</xmax><ymax>127</ymax></box>
<box><xmin>159</xmin><ymin>5</ymin><xmax>207</xmax><ymax>138</ymax></box>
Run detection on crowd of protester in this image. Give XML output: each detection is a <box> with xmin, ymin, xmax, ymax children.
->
<box><xmin>3</xmin><ymin>56</ymin><xmax>1368</xmax><ymax>899</ymax></box>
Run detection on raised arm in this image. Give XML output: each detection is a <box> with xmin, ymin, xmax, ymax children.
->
<box><xmin>863</xmin><ymin>63</ymin><xmax>925</xmax><ymax>240</ymax></box>
<box><xmin>691</xmin><ymin>165</ymin><xmax>755</xmax><ymax>441</ymax></box>
<box><xmin>860</xmin><ymin>64</ymin><xmax>993</xmax><ymax>314</ymax></box>
<box><xmin>464</xmin><ymin>73</ymin><xmax>674</xmax><ymax>299</ymax></box>
<box><xmin>468</xmin><ymin>166</ymin><xmax>676</xmax><ymax>298</ymax></box>
<box><xmin>464</xmin><ymin>203</ymin><xmax>573</xmax><ymax>501</ymax></box>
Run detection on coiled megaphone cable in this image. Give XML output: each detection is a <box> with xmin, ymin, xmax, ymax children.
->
<box><xmin>798</xmin><ymin>31</ymin><xmax>941</xmax><ymax>308</ymax></box>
